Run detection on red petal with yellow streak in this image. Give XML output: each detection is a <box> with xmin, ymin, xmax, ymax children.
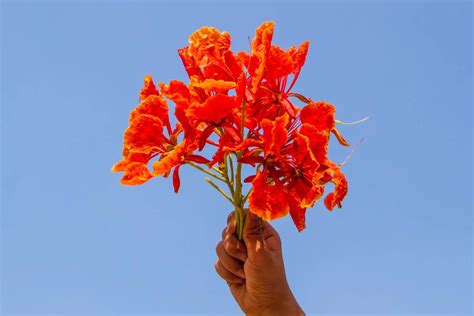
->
<box><xmin>120</xmin><ymin>162</ymin><xmax>153</xmax><ymax>185</ymax></box>
<box><xmin>324</xmin><ymin>164</ymin><xmax>348</xmax><ymax>210</ymax></box>
<box><xmin>190</xmin><ymin>78</ymin><xmax>237</xmax><ymax>91</ymax></box>
<box><xmin>249</xmin><ymin>21</ymin><xmax>274</xmax><ymax>93</ymax></box>
<box><xmin>248</xmin><ymin>170</ymin><xmax>289</xmax><ymax>221</ymax></box>
<box><xmin>152</xmin><ymin>142</ymin><xmax>186</xmax><ymax>176</ymax></box>
<box><xmin>261</xmin><ymin>114</ymin><xmax>289</xmax><ymax>157</ymax></box>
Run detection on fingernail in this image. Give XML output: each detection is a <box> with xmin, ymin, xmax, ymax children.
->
<box><xmin>237</xmin><ymin>269</ymin><xmax>246</xmax><ymax>279</ymax></box>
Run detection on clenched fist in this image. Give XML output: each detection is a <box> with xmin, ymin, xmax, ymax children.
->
<box><xmin>215</xmin><ymin>211</ymin><xmax>305</xmax><ymax>316</ymax></box>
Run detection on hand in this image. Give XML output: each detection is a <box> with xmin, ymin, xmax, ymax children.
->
<box><xmin>215</xmin><ymin>211</ymin><xmax>305</xmax><ymax>316</ymax></box>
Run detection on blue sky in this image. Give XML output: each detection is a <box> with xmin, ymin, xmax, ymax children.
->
<box><xmin>1</xmin><ymin>1</ymin><xmax>472</xmax><ymax>315</ymax></box>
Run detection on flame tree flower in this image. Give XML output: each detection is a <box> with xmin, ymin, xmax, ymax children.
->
<box><xmin>112</xmin><ymin>21</ymin><xmax>365</xmax><ymax>239</ymax></box>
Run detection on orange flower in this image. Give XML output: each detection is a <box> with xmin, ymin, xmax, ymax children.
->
<box><xmin>179</xmin><ymin>26</ymin><xmax>243</xmax><ymax>82</ymax></box>
<box><xmin>113</xmin><ymin>21</ymin><xmax>356</xmax><ymax>233</ymax></box>
<box><xmin>248</xmin><ymin>21</ymin><xmax>274</xmax><ymax>93</ymax></box>
<box><xmin>187</xmin><ymin>27</ymin><xmax>231</xmax><ymax>67</ymax></box>
<box><xmin>246</xmin><ymin>37</ymin><xmax>310</xmax><ymax>123</ymax></box>
<box><xmin>323</xmin><ymin>163</ymin><xmax>348</xmax><ymax>211</ymax></box>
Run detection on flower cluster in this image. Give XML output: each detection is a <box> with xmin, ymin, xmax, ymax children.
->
<box><xmin>112</xmin><ymin>22</ymin><xmax>350</xmax><ymax>235</ymax></box>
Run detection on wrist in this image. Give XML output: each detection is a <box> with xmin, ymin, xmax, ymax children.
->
<box><xmin>260</xmin><ymin>293</ymin><xmax>305</xmax><ymax>316</ymax></box>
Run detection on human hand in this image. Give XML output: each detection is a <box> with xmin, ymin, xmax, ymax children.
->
<box><xmin>215</xmin><ymin>211</ymin><xmax>305</xmax><ymax>316</ymax></box>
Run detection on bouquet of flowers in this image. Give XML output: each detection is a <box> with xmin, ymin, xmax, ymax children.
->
<box><xmin>112</xmin><ymin>21</ymin><xmax>355</xmax><ymax>240</ymax></box>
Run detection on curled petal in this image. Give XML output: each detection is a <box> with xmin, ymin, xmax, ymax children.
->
<box><xmin>152</xmin><ymin>142</ymin><xmax>186</xmax><ymax>176</ymax></box>
<box><xmin>120</xmin><ymin>162</ymin><xmax>153</xmax><ymax>186</ymax></box>
<box><xmin>300</xmin><ymin>101</ymin><xmax>336</xmax><ymax>131</ymax></box>
<box><xmin>265</xmin><ymin>46</ymin><xmax>295</xmax><ymax>80</ymax></box>
<box><xmin>190</xmin><ymin>78</ymin><xmax>237</xmax><ymax>91</ymax></box>
<box><xmin>261</xmin><ymin>114</ymin><xmax>289</xmax><ymax>157</ymax></box>
<box><xmin>249</xmin><ymin>21</ymin><xmax>274</xmax><ymax>93</ymax></box>
<box><xmin>159</xmin><ymin>80</ymin><xmax>190</xmax><ymax>101</ymax></box>
<box><xmin>299</xmin><ymin>123</ymin><xmax>330</xmax><ymax>163</ymax></box>
<box><xmin>248</xmin><ymin>170</ymin><xmax>289</xmax><ymax>221</ymax></box>
<box><xmin>324</xmin><ymin>165</ymin><xmax>348</xmax><ymax>210</ymax></box>
<box><xmin>332</xmin><ymin>128</ymin><xmax>350</xmax><ymax>147</ymax></box>
<box><xmin>139</xmin><ymin>75</ymin><xmax>159</xmax><ymax>101</ymax></box>
<box><xmin>111</xmin><ymin>159</ymin><xmax>127</xmax><ymax>172</ymax></box>
<box><xmin>130</xmin><ymin>95</ymin><xmax>170</xmax><ymax>131</ymax></box>
<box><xmin>289</xmin><ymin>41</ymin><xmax>310</xmax><ymax>77</ymax></box>
<box><xmin>188</xmin><ymin>26</ymin><xmax>231</xmax><ymax>66</ymax></box>
<box><xmin>124</xmin><ymin>114</ymin><xmax>164</xmax><ymax>154</ymax></box>
<box><xmin>251</xmin><ymin>21</ymin><xmax>274</xmax><ymax>53</ymax></box>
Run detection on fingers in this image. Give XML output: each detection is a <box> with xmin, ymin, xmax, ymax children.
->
<box><xmin>223</xmin><ymin>233</ymin><xmax>248</xmax><ymax>262</ymax></box>
<box><xmin>214</xmin><ymin>259</ymin><xmax>244</xmax><ymax>285</ymax></box>
<box><xmin>243</xmin><ymin>211</ymin><xmax>265</xmax><ymax>243</ymax></box>
<box><xmin>221</xmin><ymin>212</ymin><xmax>248</xmax><ymax>262</ymax></box>
<box><xmin>216</xmin><ymin>241</ymin><xmax>246</xmax><ymax>279</ymax></box>
<box><xmin>226</xmin><ymin>211</ymin><xmax>236</xmax><ymax>234</ymax></box>
<box><xmin>243</xmin><ymin>211</ymin><xmax>280</xmax><ymax>241</ymax></box>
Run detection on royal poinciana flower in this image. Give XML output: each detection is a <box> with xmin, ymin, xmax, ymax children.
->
<box><xmin>112</xmin><ymin>21</ymin><xmax>359</xmax><ymax>238</ymax></box>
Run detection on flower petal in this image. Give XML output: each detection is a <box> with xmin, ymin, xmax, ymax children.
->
<box><xmin>248</xmin><ymin>170</ymin><xmax>289</xmax><ymax>221</ymax></box>
<box><xmin>173</xmin><ymin>165</ymin><xmax>181</xmax><ymax>193</ymax></box>
<box><xmin>120</xmin><ymin>162</ymin><xmax>153</xmax><ymax>185</ymax></box>
<box><xmin>190</xmin><ymin>78</ymin><xmax>237</xmax><ymax>91</ymax></box>
<box><xmin>288</xmin><ymin>196</ymin><xmax>306</xmax><ymax>232</ymax></box>
<box><xmin>187</xmin><ymin>94</ymin><xmax>236</xmax><ymax>124</ymax></box>
<box><xmin>261</xmin><ymin>114</ymin><xmax>289</xmax><ymax>157</ymax></box>
<box><xmin>124</xmin><ymin>114</ymin><xmax>164</xmax><ymax>154</ymax></box>
<box><xmin>152</xmin><ymin>142</ymin><xmax>186</xmax><ymax>176</ymax></box>
<box><xmin>300</xmin><ymin>101</ymin><xmax>336</xmax><ymax>131</ymax></box>
<box><xmin>324</xmin><ymin>164</ymin><xmax>348</xmax><ymax>210</ymax></box>
<box><xmin>187</xmin><ymin>26</ymin><xmax>231</xmax><ymax>66</ymax></box>
<box><xmin>139</xmin><ymin>75</ymin><xmax>159</xmax><ymax>102</ymax></box>
<box><xmin>130</xmin><ymin>95</ymin><xmax>170</xmax><ymax>132</ymax></box>
<box><xmin>249</xmin><ymin>21</ymin><xmax>274</xmax><ymax>93</ymax></box>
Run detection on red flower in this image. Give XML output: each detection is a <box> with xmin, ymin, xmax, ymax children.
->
<box><xmin>112</xmin><ymin>76</ymin><xmax>169</xmax><ymax>185</ymax></box>
<box><xmin>113</xmin><ymin>21</ymin><xmax>357</xmax><ymax>234</ymax></box>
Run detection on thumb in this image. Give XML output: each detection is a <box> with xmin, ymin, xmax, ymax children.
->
<box><xmin>243</xmin><ymin>211</ymin><xmax>266</xmax><ymax>254</ymax></box>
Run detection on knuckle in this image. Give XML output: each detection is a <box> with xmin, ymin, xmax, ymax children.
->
<box><xmin>215</xmin><ymin>241</ymin><xmax>223</xmax><ymax>256</ymax></box>
<box><xmin>227</xmin><ymin>212</ymin><xmax>234</xmax><ymax>224</ymax></box>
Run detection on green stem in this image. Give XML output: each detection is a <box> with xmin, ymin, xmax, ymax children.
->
<box><xmin>233</xmin><ymin>98</ymin><xmax>248</xmax><ymax>241</ymax></box>
<box><xmin>223</xmin><ymin>155</ymin><xmax>235</xmax><ymax>196</ymax></box>
<box><xmin>242</xmin><ymin>188</ymin><xmax>252</xmax><ymax>204</ymax></box>
<box><xmin>228</xmin><ymin>154</ymin><xmax>234</xmax><ymax>186</ymax></box>
<box><xmin>205</xmin><ymin>178</ymin><xmax>235</xmax><ymax>206</ymax></box>
<box><xmin>187</xmin><ymin>162</ymin><xmax>226</xmax><ymax>182</ymax></box>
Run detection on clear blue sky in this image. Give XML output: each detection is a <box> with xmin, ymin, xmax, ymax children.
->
<box><xmin>1</xmin><ymin>1</ymin><xmax>472</xmax><ymax>315</ymax></box>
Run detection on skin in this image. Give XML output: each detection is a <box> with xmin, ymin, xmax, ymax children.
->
<box><xmin>215</xmin><ymin>211</ymin><xmax>305</xmax><ymax>316</ymax></box>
